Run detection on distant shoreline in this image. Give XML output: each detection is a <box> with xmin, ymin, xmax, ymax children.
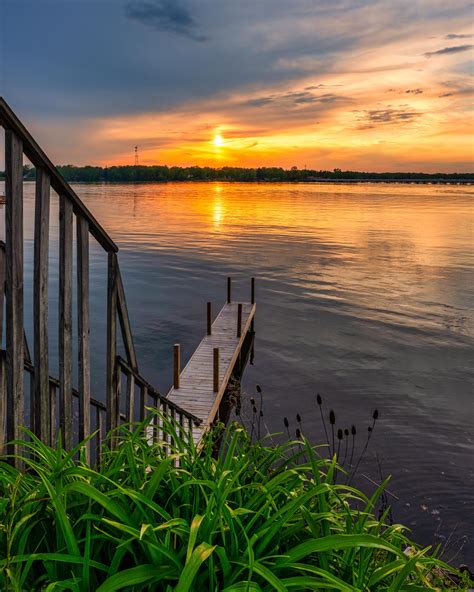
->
<box><xmin>6</xmin><ymin>178</ymin><xmax>473</xmax><ymax>186</ymax></box>
<box><xmin>2</xmin><ymin>164</ymin><xmax>472</xmax><ymax>185</ymax></box>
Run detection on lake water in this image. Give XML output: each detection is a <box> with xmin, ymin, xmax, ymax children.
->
<box><xmin>3</xmin><ymin>181</ymin><xmax>474</xmax><ymax>563</ymax></box>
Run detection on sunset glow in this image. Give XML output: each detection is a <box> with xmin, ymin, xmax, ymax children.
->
<box><xmin>2</xmin><ymin>1</ymin><xmax>473</xmax><ymax>172</ymax></box>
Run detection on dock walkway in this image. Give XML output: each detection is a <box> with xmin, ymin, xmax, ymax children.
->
<box><xmin>167</xmin><ymin>300</ymin><xmax>256</xmax><ymax>444</ymax></box>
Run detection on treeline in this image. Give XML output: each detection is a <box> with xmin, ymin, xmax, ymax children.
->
<box><xmin>1</xmin><ymin>164</ymin><xmax>473</xmax><ymax>183</ymax></box>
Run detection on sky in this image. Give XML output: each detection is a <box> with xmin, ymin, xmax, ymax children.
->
<box><xmin>0</xmin><ymin>0</ymin><xmax>473</xmax><ymax>172</ymax></box>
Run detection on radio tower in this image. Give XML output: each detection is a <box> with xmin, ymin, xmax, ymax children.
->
<box><xmin>134</xmin><ymin>145</ymin><xmax>139</xmax><ymax>166</ymax></box>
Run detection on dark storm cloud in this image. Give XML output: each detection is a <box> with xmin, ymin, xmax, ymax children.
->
<box><xmin>425</xmin><ymin>44</ymin><xmax>473</xmax><ymax>57</ymax></box>
<box><xmin>124</xmin><ymin>0</ymin><xmax>207</xmax><ymax>41</ymax></box>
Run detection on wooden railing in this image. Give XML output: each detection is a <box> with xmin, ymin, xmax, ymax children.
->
<box><xmin>0</xmin><ymin>97</ymin><xmax>200</xmax><ymax>466</ymax></box>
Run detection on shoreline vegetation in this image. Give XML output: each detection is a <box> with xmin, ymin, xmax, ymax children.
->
<box><xmin>0</xmin><ymin>415</ymin><xmax>471</xmax><ymax>591</ymax></box>
<box><xmin>0</xmin><ymin>164</ymin><xmax>473</xmax><ymax>184</ymax></box>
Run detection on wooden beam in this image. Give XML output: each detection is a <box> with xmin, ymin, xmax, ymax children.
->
<box><xmin>207</xmin><ymin>302</ymin><xmax>212</xmax><ymax>336</ymax></box>
<box><xmin>237</xmin><ymin>303</ymin><xmax>242</xmax><ymax>338</ymax></box>
<box><xmin>5</xmin><ymin>129</ymin><xmax>24</xmax><ymax>465</ymax></box>
<box><xmin>33</xmin><ymin>168</ymin><xmax>51</xmax><ymax>444</ymax></box>
<box><xmin>106</xmin><ymin>252</ymin><xmax>118</xmax><ymax>438</ymax></box>
<box><xmin>77</xmin><ymin>216</ymin><xmax>90</xmax><ymax>462</ymax></box>
<box><xmin>115</xmin><ymin>262</ymin><xmax>138</xmax><ymax>372</ymax></box>
<box><xmin>0</xmin><ymin>242</ymin><xmax>5</xmax><ymax>348</ymax></box>
<box><xmin>173</xmin><ymin>344</ymin><xmax>180</xmax><ymax>390</ymax></box>
<box><xmin>0</xmin><ymin>354</ymin><xmax>6</xmax><ymax>452</ymax></box>
<box><xmin>0</xmin><ymin>98</ymin><xmax>117</xmax><ymax>253</ymax></box>
<box><xmin>213</xmin><ymin>347</ymin><xmax>219</xmax><ymax>392</ymax></box>
<box><xmin>59</xmin><ymin>196</ymin><xmax>73</xmax><ymax>449</ymax></box>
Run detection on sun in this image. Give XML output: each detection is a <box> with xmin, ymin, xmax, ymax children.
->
<box><xmin>213</xmin><ymin>133</ymin><xmax>224</xmax><ymax>147</ymax></box>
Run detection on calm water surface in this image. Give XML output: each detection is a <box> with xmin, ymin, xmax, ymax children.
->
<box><xmin>6</xmin><ymin>181</ymin><xmax>474</xmax><ymax>562</ymax></box>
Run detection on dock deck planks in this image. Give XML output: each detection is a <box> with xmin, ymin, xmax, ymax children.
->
<box><xmin>167</xmin><ymin>302</ymin><xmax>256</xmax><ymax>444</ymax></box>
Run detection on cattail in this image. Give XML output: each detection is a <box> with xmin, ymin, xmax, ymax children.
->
<box><xmin>351</xmin><ymin>425</ymin><xmax>356</xmax><ymax>436</ymax></box>
<box><xmin>368</xmin><ymin>426</ymin><xmax>372</xmax><ymax>432</ymax></box>
<box><xmin>256</xmin><ymin>384</ymin><xmax>262</xmax><ymax>393</ymax></box>
<box><xmin>296</xmin><ymin>428</ymin><xmax>302</xmax><ymax>439</ymax></box>
<box><xmin>250</xmin><ymin>397</ymin><xmax>255</xmax><ymax>406</ymax></box>
<box><xmin>336</xmin><ymin>428</ymin><xmax>343</xmax><ymax>459</ymax></box>
<box><xmin>373</xmin><ymin>409</ymin><xmax>379</xmax><ymax>421</ymax></box>
<box><xmin>283</xmin><ymin>417</ymin><xmax>291</xmax><ymax>439</ymax></box>
<box><xmin>252</xmin><ymin>405</ymin><xmax>257</xmax><ymax>414</ymax></box>
<box><xmin>344</xmin><ymin>428</ymin><xmax>349</xmax><ymax>436</ymax></box>
<box><xmin>259</xmin><ymin>410</ymin><xmax>263</xmax><ymax>417</ymax></box>
<box><xmin>329</xmin><ymin>410</ymin><xmax>336</xmax><ymax>456</ymax></box>
<box><xmin>296</xmin><ymin>413</ymin><xmax>302</xmax><ymax>423</ymax></box>
<box><xmin>317</xmin><ymin>393</ymin><xmax>322</xmax><ymax>405</ymax></box>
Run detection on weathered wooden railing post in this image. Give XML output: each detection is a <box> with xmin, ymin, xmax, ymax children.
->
<box><xmin>77</xmin><ymin>216</ymin><xmax>91</xmax><ymax>462</ymax></box>
<box><xmin>213</xmin><ymin>347</ymin><xmax>219</xmax><ymax>392</ymax></box>
<box><xmin>207</xmin><ymin>302</ymin><xmax>212</xmax><ymax>335</ymax></box>
<box><xmin>1</xmin><ymin>98</ymin><xmax>203</xmax><ymax>464</ymax></box>
<box><xmin>173</xmin><ymin>344</ymin><xmax>180</xmax><ymax>389</ymax></box>
<box><xmin>237</xmin><ymin>303</ymin><xmax>242</xmax><ymax>338</ymax></box>
<box><xmin>59</xmin><ymin>196</ymin><xmax>73</xmax><ymax>449</ymax></box>
<box><xmin>5</xmin><ymin>129</ymin><xmax>24</xmax><ymax>467</ymax></box>
<box><xmin>34</xmin><ymin>167</ymin><xmax>51</xmax><ymax>445</ymax></box>
<box><xmin>106</xmin><ymin>252</ymin><xmax>118</xmax><ymax>444</ymax></box>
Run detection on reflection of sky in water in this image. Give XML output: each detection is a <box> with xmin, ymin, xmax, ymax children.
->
<box><xmin>2</xmin><ymin>181</ymin><xmax>473</xmax><ymax>561</ymax></box>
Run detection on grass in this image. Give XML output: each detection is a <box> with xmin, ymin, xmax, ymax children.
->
<box><xmin>0</xmin><ymin>415</ymin><xmax>469</xmax><ymax>591</ymax></box>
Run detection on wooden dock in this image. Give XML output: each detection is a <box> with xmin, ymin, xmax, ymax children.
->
<box><xmin>167</xmin><ymin>293</ymin><xmax>256</xmax><ymax>445</ymax></box>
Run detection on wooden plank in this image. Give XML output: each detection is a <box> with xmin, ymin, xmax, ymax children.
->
<box><xmin>0</xmin><ymin>354</ymin><xmax>6</xmax><ymax>451</ymax></box>
<box><xmin>49</xmin><ymin>381</ymin><xmax>57</xmax><ymax>445</ymax></box>
<box><xmin>5</xmin><ymin>129</ymin><xmax>24</xmax><ymax>465</ymax></box>
<box><xmin>126</xmin><ymin>372</ymin><xmax>135</xmax><ymax>423</ymax></box>
<box><xmin>116</xmin><ymin>263</ymin><xmax>138</xmax><ymax>371</ymax></box>
<box><xmin>77</xmin><ymin>215</ymin><xmax>90</xmax><ymax>461</ymax></box>
<box><xmin>106</xmin><ymin>252</ymin><xmax>118</xmax><ymax>438</ymax></box>
<box><xmin>59</xmin><ymin>196</ymin><xmax>73</xmax><ymax>449</ymax></box>
<box><xmin>167</xmin><ymin>302</ymin><xmax>256</xmax><ymax>446</ymax></box>
<box><xmin>34</xmin><ymin>168</ymin><xmax>51</xmax><ymax>444</ymax></box>
<box><xmin>0</xmin><ymin>98</ymin><xmax>117</xmax><ymax>253</ymax></box>
<box><xmin>95</xmin><ymin>406</ymin><xmax>103</xmax><ymax>465</ymax></box>
<box><xmin>0</xmin><ymin>242</ymin><xmax>5</xmax><ymax>347</ymax></box>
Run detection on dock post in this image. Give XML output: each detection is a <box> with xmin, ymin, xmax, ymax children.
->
<box><xmin>207</xmin><ymin>302</ymin><xmax>212</xmax><ymax>335</ymax></box>
<box><xmin>173</xmin><ymin>344</ymin><xmax>180</xmax><ymax>389</ymax></box>
<box><xmin>213</xmin><ymin>347</ymin><xmax>219</xmax><ymax>392</ymax></box>
<box><xmin>250</xmin><ymin>277</ymin><xmax>255</xmax><ymax>333</ymax></box>
<box><xmin>237</xmin><ymin>303</ymin><xmax>242</xmax><ymax>337</ymax></box>
<box><xmin>227</xmin><ymin>277</ymin><xmax>231</xmax><ymax>304</ymax></box>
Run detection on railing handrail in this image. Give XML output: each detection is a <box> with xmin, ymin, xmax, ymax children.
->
<box><xmin>116</xmin><ymin>356</ymin><xmax>202</xmax><ymax>425</ymax></box>
<box><xmin>0</xmin><ymin>97</ymin><xmax>117</xmax><ymax>253</ymax></box>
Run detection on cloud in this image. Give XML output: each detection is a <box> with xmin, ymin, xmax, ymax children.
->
<box><xmin>356</xmin><ymin>108</ymin><xmax>422</xmax><ymax>128</ymax></box>
<box><xmin>425</xmin><ymin>44</ymin><xmax>473</xmax><ymax>57</ymax></box>
<box><xmin>405</xmin><ymin>89</ymin><xmax>423</xmax><ymax>94</ymax></box>
<box><xmin>445</xmin><ymin>33</ymin><xmax>473</xmax><ymax>39</ymax></box>
<box><xmin>124</xmin><ymin>0</ymin><xmax>207</xmax><ymax>41</ymax></box>
<box><xmin>245</xmin><ymin>90</ymin><xmax>347</xmax><ymax>108</ymax></box>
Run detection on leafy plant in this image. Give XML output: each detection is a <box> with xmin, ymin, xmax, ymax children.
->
<box><xmin>0</xmin><ymin>415</ymin><xmax>464</xmax><ymax>591</ymax></box>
